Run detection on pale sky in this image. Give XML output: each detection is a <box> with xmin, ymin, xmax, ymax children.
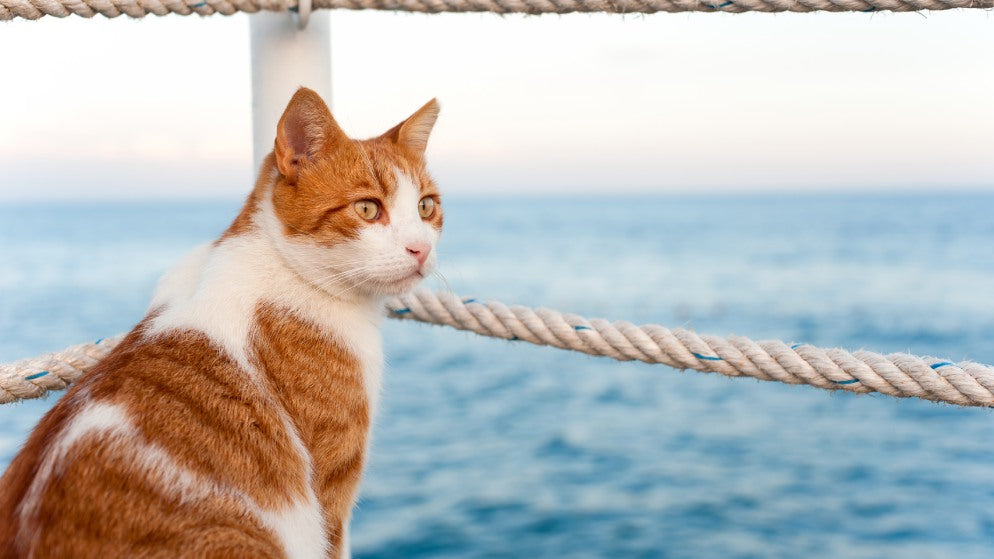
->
<box><xmin>0</xmin><ymin>10</ymin><xmax>992</xmax><ymax>200</ymax></box>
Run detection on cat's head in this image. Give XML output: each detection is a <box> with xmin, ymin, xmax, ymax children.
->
<box><xmin>260</xmin><ymin>88</ymin><xmax>442</xmax><ymax>299</ymax></box>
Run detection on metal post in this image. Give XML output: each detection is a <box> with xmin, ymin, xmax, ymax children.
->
<box><xmin>249</xmin><ymin>9</ymin><xmax>332</xmax><ymax>172</ymax></box>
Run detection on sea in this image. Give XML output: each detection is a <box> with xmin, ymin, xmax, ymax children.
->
<box><xmin>1</xmin><ymin>193</ymin><xmax>993</xmax><ymax>558</ymax></box>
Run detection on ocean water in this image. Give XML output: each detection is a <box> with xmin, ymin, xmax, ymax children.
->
<box><xmin>1</xmin><ymin>193</ymin><xmax>993</xmax><ymax>558</ymax></box>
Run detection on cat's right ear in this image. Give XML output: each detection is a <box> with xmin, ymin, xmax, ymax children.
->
<box><xmin>274</xmin><ymin>88</ymin><xmax>348</xmax><ymax>183</ymax></box>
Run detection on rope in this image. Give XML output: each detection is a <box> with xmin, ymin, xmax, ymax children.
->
<box><xmin>2</xmin><ymin>290</ymin><xmax>993</xmax><ymax>408</ymax></box>
<box><xmin>0</xmin><ymin>334</ymin><xmax>125</xmax><ymax>405</ymax></box>
<box><xmin>2</xmin><ymin>0</ymin><xmax>992</xmax><ymax>21</ymax></box>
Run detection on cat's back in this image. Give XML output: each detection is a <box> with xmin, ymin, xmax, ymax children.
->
<box><xmin>0</xmin><ymin>232</ymin><xmax>380</xmax><ymax>559</ymax></box>
<box><xmin>0</xmin><ymin>316</ymin><xmax>306</xmax><ymax>559</ymax></box>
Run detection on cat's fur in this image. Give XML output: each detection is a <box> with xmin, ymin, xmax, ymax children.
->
<box><xmin>0</xmin><ymin>88</ymin><xmax>442</xmax><ymax>559</ymax></box>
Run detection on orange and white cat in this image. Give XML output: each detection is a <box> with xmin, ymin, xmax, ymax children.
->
<box><xmin>0</xmin><ymin>88</ymin><xmax>442</xmax><ymax>559</ymax></box>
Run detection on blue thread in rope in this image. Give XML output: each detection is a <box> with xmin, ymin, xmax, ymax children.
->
<box><xmin>833</xmin><ymin>378</ymin><xmax>860</xmax><ymax>385</ymax></box>
<box><xmin>862</xmin><ymin>6</ymin><xmax>876</xmax><ymax>11</ymax></box>
<box><xmin>574</xmin><ymin>325</ymin><xmax>592</xmax><ymax>331</ymax></box>
<box><xmin>693</xmin><ymin>352</ymin><xmax>722</xmax><ymax>361</ymax></box>
<box><xmin>394</xmin><ymin>307</ymin><xmax>411</xmax><ymax>315</ymax></box>
<box><xmin>510</xmin><ymin>336</ymin><xmax>519</xmax><ymax>341</ymax></box>
<box><xmin>95</xmin><ymin>338</ymin><xmax>104</xmax><ymax>345</ymax></box>
<box><xmin>25</xmin><ymin>371</ymin><xmax>49</xmax><ymax>381</ymax></box>
<box><xmin>709</xmin><ymin>0</ymin><xmax>733</xmax><ymax>7</ymax></box>
<box><xmin>190</xmin><ymin>1</ymin><xmax>207</xmax><ymax>7</ymax></box>
<box><xmin>463</xmin><ymin>298</ymin><xmax>478</xmax><ymax>304</ymax></box>
<box><xmin>791</xmin><ymin>343</ymin><xmax>803</xmax><ymax>350</ymax></box>
<box><xmin>930</xmin><ymin>361</ymin><xmax>955</xmax><ymax>369</ymax></box>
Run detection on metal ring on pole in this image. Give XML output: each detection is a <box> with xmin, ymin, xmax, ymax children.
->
<box><xmin>296</xmin><ymin>0</ymin><xmax>311</xmax><ymax>29</ymax></box>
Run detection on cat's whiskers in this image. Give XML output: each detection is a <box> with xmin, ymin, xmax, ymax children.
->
<box><xmin>323</xmin><ymin>272</ymin><xmax>381</xmax><ymax>300</ymax></box>
<box><xmin>429</xmin><ymin>269</ymin><xmax>452</xmax><ymax>294</ymax></box>
<box><xmin>319</xmin><ymin>260</ymin><xmax>430</xmax><ymax>299</ymax></box>
<box><xmin>311</xmin><ymin>265</ymin><xmax>379</xmax><ymax>290</ymax></box>
<box><xmin>311</xmin><ymin>261</ymin><xmax>410</xmax><ymax>292</ymax></box>
<box><xmin>313</xmin><ymin>258</ymin><xmax>381</xmax><ymax>272</ymax></box>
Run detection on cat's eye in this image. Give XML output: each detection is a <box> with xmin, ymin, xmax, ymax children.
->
<box><xmin>418</xmin><ymin>197</ymin><xmax>436</xmax><ymax>219</ymax></box>
<box><xmin>354</xmin><ymin>200</ymin><xmax>380</xmax><ymax>221</ymax></box>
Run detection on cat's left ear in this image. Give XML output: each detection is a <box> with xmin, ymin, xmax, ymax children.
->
<box><xmin>275</xmin><ymin>87</ymin><xmax>349</xmax><ymax>183</ymax></box>
<box><xmin>384</xmin><ymin>99</ymin><xmax>440</xmax><ymax>156</ymax></box>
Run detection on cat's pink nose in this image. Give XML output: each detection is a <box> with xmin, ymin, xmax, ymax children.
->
<box><xmin>406</xmin><ymin>242</ymin><xmax>430</xmax><ymax>267</ymax></box>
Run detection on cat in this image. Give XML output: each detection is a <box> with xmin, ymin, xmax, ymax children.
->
<box><xmin>0</xmin><ymin>87</ymin><xmax>442</xmax><ymax>559</ymax></box>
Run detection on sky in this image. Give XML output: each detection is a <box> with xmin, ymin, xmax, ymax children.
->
<box><xmin>0</xmin><ymin>9</ymin><xmax>992</xmax><ymax>200</ymax></box>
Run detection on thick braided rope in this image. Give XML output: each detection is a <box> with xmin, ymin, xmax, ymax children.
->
<box><xmin>3</xmin><ymin>291</ymin><xmax>992</xmax><ymax>407</ymax></box>
<box><xmin>2</xmin><ymin>0</ymin><xmax>992</xmax><ymax>21</ymax></box>
<box><xmin>386</xmin><ymin>291</ymin><xmax>994</xmax><ymax>408</ymax></box>
<box><xmin>0</xmin><ymin>334</ymin><xmax>125</xmax><ymax>405</ymax></box>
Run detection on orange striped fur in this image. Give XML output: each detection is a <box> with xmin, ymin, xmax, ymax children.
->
<box><xmin>0</xmin><ymin>88</ymin><xmax>443</xmax><ymax>559</ymax></box>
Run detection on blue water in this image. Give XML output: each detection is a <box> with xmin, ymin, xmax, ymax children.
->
<box><xmin>1</xmin><ymin>193</ymin><xmax>993</xmax><ymax>558</ymax></box>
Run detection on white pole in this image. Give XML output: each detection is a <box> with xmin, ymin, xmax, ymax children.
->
<box><xmin>249</xmin><ymin>9</ymin><xmax>332</xmax><ymax>172</ymax></box>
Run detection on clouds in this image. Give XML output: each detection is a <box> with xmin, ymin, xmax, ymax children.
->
<box><xmin>0</xmin><ymin>11</ymin><xmax>991</xmax><ymax>199</ymax></box>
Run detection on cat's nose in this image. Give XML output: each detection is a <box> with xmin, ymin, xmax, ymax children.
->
<box><xmin>406</xmin><ymin>242</ymin><xmax>431</xmax><ymax>267</ymax></box>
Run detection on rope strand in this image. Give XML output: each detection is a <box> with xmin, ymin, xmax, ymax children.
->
<box><xmin>2</xmin><ymin>0</ymin><xmax>992</xmax><ymax>20</ymax></box>
<box><xmin>2</xmin><ymin>290</ymin><xmax>991</xmax><ymax>408</ymax></box>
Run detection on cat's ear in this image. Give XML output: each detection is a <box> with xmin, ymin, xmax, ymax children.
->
<box><xmin>274</xmin><ymin>88</ymin><xmax>348</xmax><ymax>183</ymax></box>
<box><xmin>384</xmin><ymin>99</ymin><xmax>440</xmax><ymax>156</ymax></box>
